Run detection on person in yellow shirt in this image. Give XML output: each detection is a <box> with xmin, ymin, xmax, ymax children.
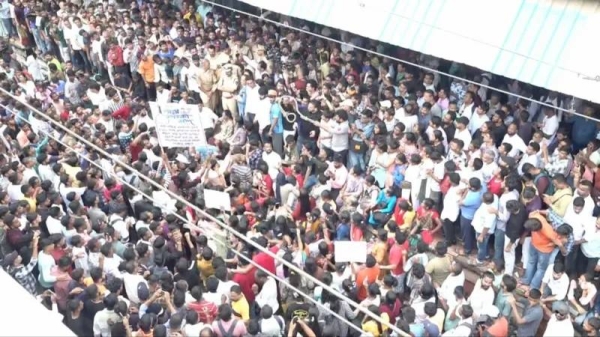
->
<box><xmin>60</xmin><ymin>156</ymin><xmax>82</xmax><ymax>187</ymax></box>
<box><xmin>230</xmin><ymin>285</ymin><xmax>250</xmax><ymax>322</ymax></box>
<box><xmin>83</xmin><ymin>267</ymin><xmax>108</xmax><ymax>297</ymax></box>
<box><xmin>543</xmin><ymin>174</ymin><xmax>573</xmax><ymax>217</ymax></box>
<box><xmin>197</xmin><ymin>247</ymin><xmax>214</xmax><ymax>282</ymax></box>
<box><xmin>362</xmin><ymin>305</ymin><xmax>390</xmax><ymax>337</ymax></box>
<box><xmin>21</xmin><ymin>185</ymin><xmax>37</xmax><ymax>212</ymax></box>
<box><xmin>372</xmin><ymin>229</ymin><xmax>389</xmax><ymax>279</ymax></box>
<box><xmin>138</xmin><ymin>54</ymin><xmax>156</xmax><ymax>100</ymax></box>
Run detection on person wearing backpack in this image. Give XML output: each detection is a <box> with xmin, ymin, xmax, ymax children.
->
<box><xmin>441</xmin><ymin>304</ymin><xmax>475</xmax><ymax>337</ymax></box>
<box><xmin>211</xmin><ymin>303</ymin><xmax>247</xmax><ymax>337</ymax></box>
<box><xmin>522</xmin><ymin>163</ymin><xmax>555</xmax><ymax>196</ymax></box>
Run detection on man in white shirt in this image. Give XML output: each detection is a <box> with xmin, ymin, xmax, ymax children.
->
<box><xmin>502</xmin><ymin>123</ymin><xmax>528</xmax><ymax>157</ymax></box>
<box><xmin>540</xmin><ymin>107</ymin><xmax>559</xmax><ymax>145</ymax></box>
<box><xmin>155</xmin><ymin>84</ymin><xmax>172</xmax><ymax>103</ymax></box>
<box><xmin>427</xmin><ymin>152</ymin><xmax>445</xmax><ymax>206</ymax></box>
<box><xmin>565</xmin><ymin>181</ymin><xmax>596</xmax><ymax>218</ymax></box>
<box><xmin>122</xmin><ymin>261</ymin><xmax>147</xmax><ymax>304</ymax></box>
<box><xmin>480</xmin><ymin>150</ymin><xmax>498</xmax><ymax>184</ymax></box>
<box><xmin>185</xmin><ymin>57</ymin><xmax>201</xmax><ymax>93</ymax></box>
<box><xmin>37</xmin><ymin>153</ymin><xmax>56</xmax><ymax>183</ymax></box>
<box><xmin>261</xmin><ymin>142</ymin><xmax>282</xmax><ymax>180</ymax></box>
<box><xmin>467</xmin><ymin>272</ymin><xmax>495</xmax><ymax>316</ymax></box>
<box><xmin>518</xmin><ymin>142</ymin><xmax>541</xmax><ymax>175</ymax></box>
<box><xmin>22</xmin><ymin>157</ymin><xmax>38</xmax><ymax>183</ymax></box>
<box><xmin>438</xmin><ymin>262</ymin><xmax>465</xmax><ymax>303</ymax></box>
<box><xmin>46</xmin><ymin>206</ymin><xmax>65</xmax><ymax>236</ymax></box>
<box><xmin>493</xmin><ymin>177</ymin><xmax>520</xmax><ymax>265</ymax></box>
<box><xmin>107</xmin><ymin>206</ymin><xmax>131</xmax><ymax>243</ymax></box>
<box><xmin>454</xmin><ymin>117</ymin><xmax>472</xmax><ymax>149</ymax></box>
<box><xmin>326</xmin><ymin>154</ymin><xmax>348</xmax><ymax>197</ymax></box>
<box><xmin>458</xmin><ymin>92</ymin><xmax>475</xmax><ymax>121</ymax></box>
<box><xmin>254</xmin><ymin>270</ymin><xmax>279</xmax><ymax>313</ymax></box>
<box><xmin>255</xmin><ymin>92</ymin><xmax>272</xmax><ymax>141</ymax></box>
<box><xmin>198</xmin><ymin>102</ymin><xmax>219</xmax><ymax>139</ymax></box>
<box><xmin>100</xmin><ymin>243</ymin><xmax>123</xmax><ymax>279</ymax></box>
<box><xmin>471</xmin><ymin>192</ymin><xmax>498</xmax><ymax>264</ymax></box>
<box><xmin>563</xmin><ymin>197</ymin><xmax>590</xmax><ymax>250</ymax></box>
<box><xmin>580</xmin><ymin>217</ymin><xmax>600</xmax><ymax>274</ymax></box>
<box><xmin>541</xmin><ymin>263</ymin><xmax>569</xmax><ymax>303</ymax></box>
<box><xmin>93</xmin><ymin>294</ymin><xmax>121</xmax><ymax>337</ymax></box>
<box><xmin>468</xmin><ymin>104</ymin><xmax>490</xmax><ymax>135</ymax></box>
<box><xmin>215</xmin><ymin>267</ymin><xmax>238</xmax><ymax>302</ymax></box>
<box><xmin>243</xmin><ymin>77</ymin><xmax>261</xmax><ymax>122</ymax></box>
<box><xmin>543</xmin><ymin>301</ymin><xmax>574</xmax><ymax>337</ymax></box>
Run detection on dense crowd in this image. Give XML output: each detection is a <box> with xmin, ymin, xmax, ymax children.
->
<box><xmin>1</xmin><ymin>1</ymin><xmax>600</xmax><ymax>337</ymax></box>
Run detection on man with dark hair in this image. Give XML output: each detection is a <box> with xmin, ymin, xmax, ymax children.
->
<box><xmin>93</xmin><ymin>293</ymin><xmax>120</xmax><ymax>337</ymax></box>
<box><xmin>522</xmin><ymin>213</ymin><xmax>565</xmax><ymax>290</ymax></box>
<box><xmin>508</xmin><ymin>288</ymin><xmax>543</xmax><ymax>337</ymax></box>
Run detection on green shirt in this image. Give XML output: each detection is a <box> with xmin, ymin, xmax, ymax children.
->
<box><xmin>494</xmin><ymin>289</ymin><xmax>513</xmax><ymax>317</ymax></box>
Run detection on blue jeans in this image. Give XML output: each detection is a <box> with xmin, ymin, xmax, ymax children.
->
<box><xmin>348</xmin><ymin>150</ymin><xmax>366</xmax><ymax>171</ymax></box>
<box><xmin>304</xmin><ymin>175</ymin><xmax>318</xmax><ymax>190</ymax></box>
<box><xmin>296</xmin><ymin>135</ymin><xmax>309</xmax><ymax>155</ymax></box>
<box><xmin>460</xmin><ymin>216</ymin><xmax>476</xmax><ymax>254</ymax></box>
<box><xmin>549</xmin><ymin>247</ymin><xmax>560</xmax><ymax>266</ymax></box>
<box><xmin>575</xmin><ymin>311</ymin><xmax>593</xmax><ymax>326</ymax></box>
<box><xmin>31</xmin><ymin>28</ymin><xmax>49</xmax><ymax>54</ymax></box>
<box><xmin>524</xmin><ymin>245</ymin><xmax>552</xmax><ymax>290</ymax></box>
<box><xmin>493</xmin><ymin>228</ymin><xmax>505</xmax><ymax>264</ymax></box>
<box><xmin>0</xmin><ymin>18</ymin><xmax>13</xmax><ymax>38</ymax></box>
<box><xmin>476</xmin><ymin>233</ymin><xmax>490</xmax><ymax>262</ymax></box>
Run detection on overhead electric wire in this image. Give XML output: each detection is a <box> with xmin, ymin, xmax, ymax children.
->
<box><xmin>0</xmin><ymin>91</ymin><xmax>407</xmax><ymax>336</ymax></box>
<box><xmin>201</xmin><ymin>0</ymin><xmax>600</xmax><ymax>123</ymax></box>
<box><xmin>4</xmin><ymin>103</ymin><xmax>367</xmax><ymax>336</ymax></box>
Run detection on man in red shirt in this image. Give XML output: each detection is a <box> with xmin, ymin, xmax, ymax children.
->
<box><xmin>251</xmin><ymin>236</ymin><xmax>279</xmax><ymax>275</ymax></box>
<box><xmin>187</xmin><ymin>285</ymin><xmax>218</xmax><ymax>324</ymax></box>
<box><xmin>232</xmin><ymin>236</ymin><xmax>279</xmax><ymax>281</ymax></box>
<box><xmin>107</xmin><ymin>41</ymin><xmax>126</xmax><ymax>74</ymax></box>
<box><xmin>231</xmin><ymin>258</ymin><xmax>256</xmax><ymax>303</ymax></box>
<box><xmin>383</xmin><ymin>231</ymin><xmax>409</xmax><ymax>294</ymax></box>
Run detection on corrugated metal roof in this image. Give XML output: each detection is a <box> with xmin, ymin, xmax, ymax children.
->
<box><xmin>240</xmin><ymin>0</ymin><xmax>600</xmax><ymax>103</ymax></box>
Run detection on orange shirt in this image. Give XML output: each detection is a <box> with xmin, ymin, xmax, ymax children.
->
<box><xmin>486</xmin><ymin>316</ymin><xmax>509</xmax><ymax>337</ymax></box>
<box><xmin>138</xmin><ymin>58</ymin><xmax>155</xmax><ymax>83</ymax></box>
<box><xmin>530</xmin><ymin>213</ymin><xmax>558</xmax><ymax>253</ymax></box>
<box><xmin>356</xmin><ymin>266</ymin><xmax>381</xmax><ymax>301</ymax></box>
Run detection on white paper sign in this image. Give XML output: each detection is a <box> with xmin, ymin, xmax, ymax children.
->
<box><xmin>204</xmin><ymin>189</ymin><xmax>232</xmax><ymax>211</ymax></box>
<box><xmin>154</xmin><ymin>103</ymin><xmax>207</xmax><ymax>147</ymax></box>
<box><xmin>334</xmin><ymin>241</ymin><xmax>367</xmax><ymax>263</ymax></box>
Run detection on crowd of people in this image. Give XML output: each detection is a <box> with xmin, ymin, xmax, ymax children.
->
<box><xmin>0</xmin><ymin>1</ymin><xmax>600</xmax><ymax>337</ymax></box>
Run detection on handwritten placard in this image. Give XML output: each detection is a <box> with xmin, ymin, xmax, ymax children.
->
<box><xmin>334</xmin><ymin>241</ymin><xmax>367</xmax><ymax>263</ymax></box>
<box><xmin>203</xmin><ymin>189</ymin><xmax>232</xmax><ymax>211</ymax></box>
<box><xmin>155</xmin><ymin>103</ymin><xmax>207</xmax><ymax>147</ymax></box>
